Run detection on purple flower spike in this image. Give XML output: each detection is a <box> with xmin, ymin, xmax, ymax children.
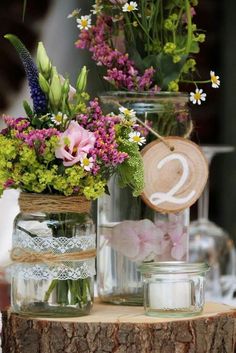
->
<box><xmin>5</xmin><ymin>34</ymin><xmax>47</xmax><ymax>115</ymax></box>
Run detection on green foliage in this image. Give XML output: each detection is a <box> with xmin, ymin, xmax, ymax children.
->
<box><xmin>23</xmin><ymin>100</ymin><xmax>33</xmax><ymax>118</ymax></box>
<box><xmin>0</xmin><ymin>37</ymin><xmax>145</xmax><ymax>200</ymax></box>
<box><xmin>117</xmin><ymin>139</ymin><xmax>144</xmax><ymax>197</ymax></box>
<box><xmin>104</xmin><ymin>0</ymin><xmax>205</xmax><ymax>90</ymax></box>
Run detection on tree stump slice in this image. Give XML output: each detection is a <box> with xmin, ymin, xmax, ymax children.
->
<box><xmin>1</xmin><ymin>302</ymin><xmax>236</xmax><ymax>353</ymax></box>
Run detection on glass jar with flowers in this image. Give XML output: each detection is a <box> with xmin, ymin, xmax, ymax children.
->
<box><xmin>72</xmin><ymin>1</ymin><xmax>219</xmax><ymax>305</ymax></box>
<box><xmin>1</xmin><ymin>35</ymin><xmax>144</xmax><ymax>316</ymax></box>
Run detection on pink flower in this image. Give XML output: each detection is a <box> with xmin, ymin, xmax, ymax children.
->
<box><xmin>108</xmin><ymin>219</ymin><xmax>163</xmax><ymax>262</ymax></box>
<box><xmin>155</xmin><ymin>213</ymin><xmax>188</xmax><ymax>261</ymax></box>
<box><xmin>3</xmin><ymin>179</ymin><xmax>15</xmax><ymax>188</ymax></box>
<box><xmin>182</xmin><ymin>7</ymin><xmax>196</xmax><ymax>23</ymax></box>
<box><xmin>167</xmin><ymin>214</ymin><xmax>188</xmax><ymax>260</ymax></box>
<box><xmin>76</xmin><ymin>15</ymin><xmax>156</xmax><ymax>91</ymax></box>
<box><xmin>55</xmin><ymin>121</ymin><xmax>95</xmax><ymax>167</ymax></box>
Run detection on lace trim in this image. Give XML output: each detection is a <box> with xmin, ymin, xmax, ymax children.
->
<box><xmin>11</xmin><ymin>259</ymin><xmax>95</xmax><ymax>280</ymax></box>
<box><xmin>13</xmin><ymin>231</ymin><xmax>95</xmax><ymax>254</ymax></box>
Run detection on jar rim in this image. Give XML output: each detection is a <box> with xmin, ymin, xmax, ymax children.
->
<box><xmin>139</xmin><ymin>262</ymin><xmax>210</xmax><ymax>274</ymax></box>
<box><xmin>99</xmin><ymin>91</ymin><xmax>189</xmax><ymax>99</ymax></box>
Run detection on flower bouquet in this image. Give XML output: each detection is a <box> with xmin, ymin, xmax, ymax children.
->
<box><xmin>1</xmin><ymin>34</ymin><xmax>144</xmax><ymax>316</ymax></box>
<box><xmin>74</xmin><ymin>0</ymin><xmax>220</xmax><ymax>100</ymax></box>
<box><xmin>72</xmin><ymin>0</ymin><xmax>221</xmax><ymax>143</ymax></box>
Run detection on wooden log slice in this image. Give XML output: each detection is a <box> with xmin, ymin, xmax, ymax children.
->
<box><xmin>141</xmin><ymin>137</ymin><xmax>208</xmax><ymax>213</ymax></box>
<box><xmin>1</xmin><ymin>302</ymin><xmax>236</xmax><ymax>353</ymax></box>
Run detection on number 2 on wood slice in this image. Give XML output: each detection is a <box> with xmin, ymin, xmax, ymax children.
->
<box><xmin>141</xmin><ymin>137</ymin><xmax>208</xmax><ymax>213</ymax></box>
<box><xmin>150</xmin><ymin>153</ymin><xmax>196</xmax><ymax>206</ymax></box>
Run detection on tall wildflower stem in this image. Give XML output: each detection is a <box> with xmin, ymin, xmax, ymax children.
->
<box><xmin>140</xmin><ymin>0</ymin><xmax>150</xmax><ymax>54</ymax></box>
<box><xmin>185</xmin><ymin>0</ymin><xmax>192</xmax><ymax>55</ymax></box>
<box><xmin>124</xmin><ymin>13</ymin><xmax>135</xmax><ymax>44</ymax></box>
<box><xmin>160</xmin><ymin>0</ymin><xmax>164</xmax><ymax>46</ymax></box>
<box><xmin>133</xmin><ymin>12</ymin><xmax>154</xmax><ymax>44</ymax></box>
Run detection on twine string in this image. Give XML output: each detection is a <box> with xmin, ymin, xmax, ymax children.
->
<box><xmin>137</xmin><ymin>114</ymin><xmax>174</xmax><ymax>151</ymax></box>
<box><xmin>11</xmin><ymin>247</ymin><xmax>96</xmax><ymax>264</ymax></box>
<box><xmin>183</xmin><ymin>119</ymin><xmax>194</xmax><ymax>139</ymax></box>
<box><xmin>19</xmin><ymin>193</ymin><xmax>91</xmax><ymax>214</ymax></box>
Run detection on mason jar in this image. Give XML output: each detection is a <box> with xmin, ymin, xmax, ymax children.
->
<box><xmin>11</xmin><ymin>193</ymin><xmax>96</xmax><ymax>317</ymax></box>
<box><xmin>100</xmin><ymin>91</ymin><xmax>191</xmax><ymax>138</ymax></box>
<box><xmin>97</xmin><ymin>91</ymin><xmax>191</xmax><ymax>305</ymax></box>
<box><xmin>139</xmin><ymin>262</ymin><xmax>209</xmax><ymax>317</ymax></box>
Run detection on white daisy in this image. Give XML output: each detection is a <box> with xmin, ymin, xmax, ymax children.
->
<box><xmin>189</xmin><ymin>88</ymin><xmax>207</xmax><ymax>105</ymax></box>
<box><xmin>91</xmin><ymin>3</ymin><xmax>103</xmax><ymax>15</ymax></box>
<box><xmin>51</xmin><ymin>112</ymin><xmax>67</xmax><ymax>126</ymax></box>
<box><xmin>122</xmin><ymin>1</ymin><xmax>138</xmax><ymax>12</ymax></box>
<box><xmin>210</xmin><ymin>71</ymin><xmax>220</xmax><ymax>88</ymax></box>
<box><xmin>119</xmin><ymin>106</ymin><xmax>137</xmax><ymax>122</ymax></box>
<box><xmin>128</xmin><ymin>131</ymin><xmax>146</xmax><ymax>146</ymax></box>
<box><xmin>80</xmin><ymin>154</ymin><xmax>94</xmax><ymax>171</ymax></box>
<box><xmin>77</xmin><ymin>15</ymin><xmax>92</xmax><ymax>30</ymax></box>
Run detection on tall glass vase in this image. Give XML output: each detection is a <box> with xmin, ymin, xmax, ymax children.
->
<box><xmin>97</xmin><ymin>92</ymin><xmax>191</xmax><ymax>305</ymax></box>
<box><xmin>189</xmin><ymin>146</ymin><xmax>235</xmax><ymax>300</ymax></box>
<box><xmin>11</xmin><ymin>193</ymin><xmax>96</xmax><ymax>317</ymax></box>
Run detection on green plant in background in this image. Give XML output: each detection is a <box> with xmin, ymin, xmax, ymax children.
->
<box><xmin>74</xmin><ymin>0</ymin><xmax>220</xmax><ymax>104</ymax></box>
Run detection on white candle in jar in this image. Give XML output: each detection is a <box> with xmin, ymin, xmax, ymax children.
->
<box><xmin>149</xmin><ymin>275</ymin><xmax>191</xmax><ymax>310</ymax></box>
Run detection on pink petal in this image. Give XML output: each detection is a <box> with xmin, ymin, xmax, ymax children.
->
<box><xmin>111</xmin><ymin>221</ymin><xmax>139</xmax><ymax>258</ymax></box>
<box><xmin>169</xmin><ymin>223</ymin><xmax>184</xmax><ymax>243</ymax></box>
<box><xmin>171</xmin><ymin>233</ymin><xmax>188</xmax><ymax>260</ymax></box>
<box><xmin>55</xmin><ymin>121</ymin><xmax>95</xmax><ymax>167</ymax></box>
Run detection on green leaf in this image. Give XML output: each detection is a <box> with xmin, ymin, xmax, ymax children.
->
<box><xmin>154</xmin><ymin>53</ymin><xmax>188</xmax><ymax>89</ymax></box>
<box><xmin>127</xmin><ymin>45</ymin><xmax>145</xmax><ymax>72</ymax></box>
<box><xmin>22</xmin><ymin>0</ymin><xmax>27</xmax><ymax>21</ymax></box>
<box><xmin>143</xmin><ymin>55</ymin><xmax>158</xmax><ymax>69</ymax></box>
<box><xmin>23</xmin><ymin>100</ymin><xmax>33</xmax><ymax>118</ymax></box>
<box><xmin>189</xmin><ymin>41</ymin><xmax>200</xmax><ymax>54</ymax></box>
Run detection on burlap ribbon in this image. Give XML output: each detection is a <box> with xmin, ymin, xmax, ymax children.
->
<box><xmin>19</xmin><ymin>193</ymin><xmax>91</xmax><ymax>214</ymax></box>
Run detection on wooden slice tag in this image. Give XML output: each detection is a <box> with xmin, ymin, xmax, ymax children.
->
<box><xmin>141</xmin><ymin>137</ymin><xmax>208</xmax><ymax>213</ymax></box>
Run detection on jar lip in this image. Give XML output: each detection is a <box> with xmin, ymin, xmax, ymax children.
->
<box><xmin>99</xmin><ymin>91</ymin><xmax>189</xmax><ymax>99</ymax></box>
<box><xmin>139</xmin><ymin>261</ymin><xmax>210</xmax><ymax>274</ymax></box>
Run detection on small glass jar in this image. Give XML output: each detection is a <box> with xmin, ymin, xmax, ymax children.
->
<box><xmin>139</xmin><ymin>262</ymin><xmax>209</xmax><ymax>317</ymax></box>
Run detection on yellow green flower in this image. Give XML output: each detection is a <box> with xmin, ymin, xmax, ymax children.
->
<box><xmin>163</xmin><ymin>42</ymin><xmax>176</xmax><ymax>54</ymax></box>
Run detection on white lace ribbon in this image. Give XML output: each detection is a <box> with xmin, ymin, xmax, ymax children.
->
<box><xmin>12</xmin><ymin>228</ymin><xmax>96</xmax><ymax>280</ymax></box>
<box><xmin>11</xmin><ymin>260</ymin><xmax>95</xmax><ymax>280</ymax></box>
<box><xmin>13</xmin><ymin>226</ymin><xmax>95</xmax><ymax>253</ymax></box>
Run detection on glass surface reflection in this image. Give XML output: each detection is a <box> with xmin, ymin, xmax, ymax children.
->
<box><xmin>189</xmin><ymin>146</ymin><xmax>236</xmax><ymax>302</ymax></box>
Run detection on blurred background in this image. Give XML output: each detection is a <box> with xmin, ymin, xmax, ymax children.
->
<box><xmin>0</xmin><ymin>0</ymin><xmax>235</xmax><ymax>264</ymax></box>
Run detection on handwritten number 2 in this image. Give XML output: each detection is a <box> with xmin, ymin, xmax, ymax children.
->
<box><xmin>149</xmin><ymin>153</ymin><xmax>196</xmax><ymax>206</ymax></box>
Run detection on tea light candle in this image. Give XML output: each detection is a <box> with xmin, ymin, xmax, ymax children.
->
<box><xmin>149</xmin><ymin>277</ymin><xmax>191</xmax><ymax>309</ymax></box>
<box><xmin>139</xmin><ymin>262</ymin><xmax>209</xmax><ymax>317</ymax></box>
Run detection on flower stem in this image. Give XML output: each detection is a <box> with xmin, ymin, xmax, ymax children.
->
<box><xmin>44</xmin><ymin>279</ymin><xmax>58</xmax><ymax>301</ymax></box>
<box><xmin>57</xmin><ymin>280</ymin><xmax>69</xmax><ymax>305</ymax></box>
<box><xmin>185</xmin><ymin>0</ymin><xmax>192</xmax><ymax>55</ymax></box>
<box><xmin>181</xmin><ymin>79</ymin><xmax>211</xmax><ymax>84</ymax></box>
<box><xmin>133</xmin><ymin>12</ymin><xmax>154</xmax><ymax>44</ymax></box>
